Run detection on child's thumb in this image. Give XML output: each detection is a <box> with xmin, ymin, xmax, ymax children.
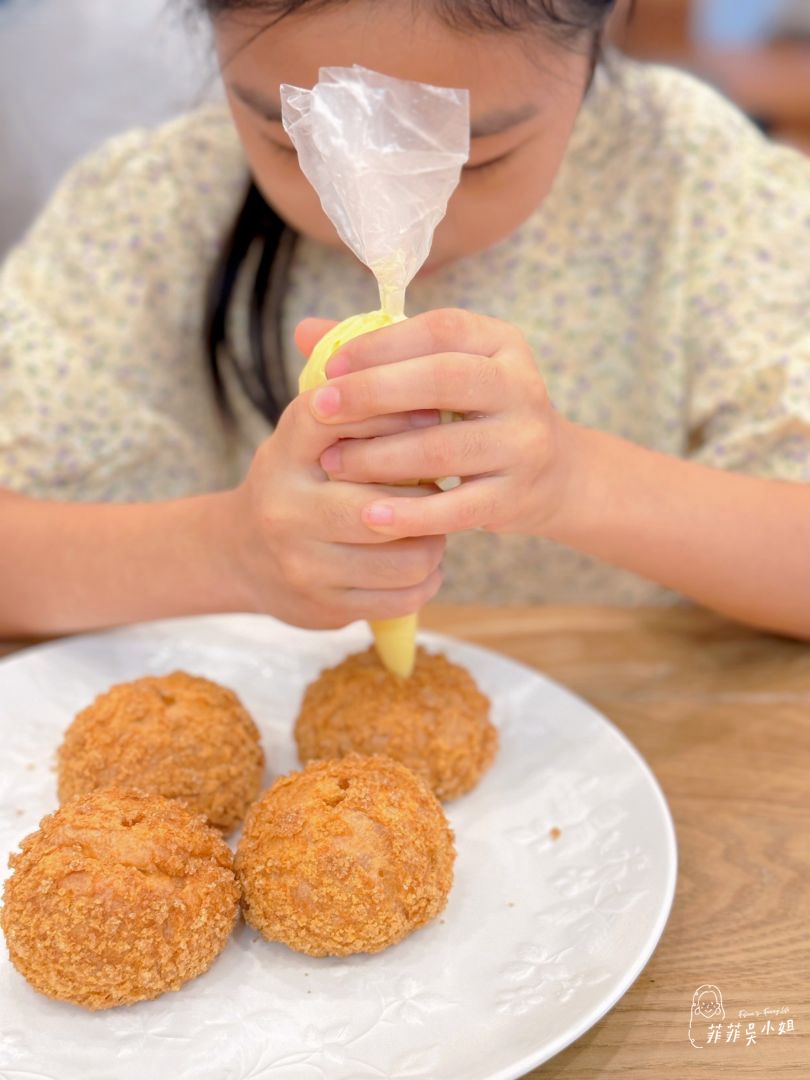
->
<box><xmin>295</xmin><ymin>318</ymin><xmax>339</xmax><ymax>359</ymax></box>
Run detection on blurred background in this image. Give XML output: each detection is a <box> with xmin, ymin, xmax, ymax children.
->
<box><xmin>0</xmin><ymin>0</ymin><xmax>809</xmax><ymax>257</ymax></box>
<box><xmin>609</xmin><ymin>0</ymin><xmax>810</xmax><ymax>154</ymax></box>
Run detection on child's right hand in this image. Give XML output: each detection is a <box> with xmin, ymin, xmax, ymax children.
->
<box><xmin>225</xmin><ymin>392</ymin><xmax>446</xmax><ymax>630</ymax></box>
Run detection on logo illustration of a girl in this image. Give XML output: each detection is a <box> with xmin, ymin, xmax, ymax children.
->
<box><xmin>689</xmin><ymin>984</ymin><xmax>725</xmax><ymax>1048</ymax></box>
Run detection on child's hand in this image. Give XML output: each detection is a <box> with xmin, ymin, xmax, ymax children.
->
<box><xmin>226</xmin><ymin>367</ymin><xmax>445</xmax><ymax>630</ymax></box>
<box><xmin>307</xmin><ymin>309</ymin><xmax>574</xmax><ymax>539</ymax></box>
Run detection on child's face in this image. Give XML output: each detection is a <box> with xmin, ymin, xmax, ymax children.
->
<box><xmin>215</xmin><ymin>3</ymin><xmax>591</xmax><ymax>272</ymax></box>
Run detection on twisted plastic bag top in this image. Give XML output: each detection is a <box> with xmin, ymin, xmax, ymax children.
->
<box><xmin>281</xmin><ymin>65</ymin><xmax>470</xmax><ymax>317</ymax></box>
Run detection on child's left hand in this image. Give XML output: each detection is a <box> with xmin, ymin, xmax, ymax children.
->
<box><xmin>298</xmin><ymin>309</ymin><xmax>577</xmax><ymax>539</ymax></box>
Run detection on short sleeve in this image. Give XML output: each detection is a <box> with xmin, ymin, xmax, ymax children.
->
<box><xmin>0</xmin><ymin>108</ymin><xmax>246</xmax><ymax>502</ymax></box>
<box><xmin>685</xmin><ymin>108</ymin><xmax>810</xmax><ymax>482</ymax></box>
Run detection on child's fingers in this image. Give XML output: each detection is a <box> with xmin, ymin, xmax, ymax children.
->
<box><xmin>332</xmin><ymin>410</ymin><xmax>442</xmax><ymax>443</ymax></box>
<box><xmin>326</xmin><ymin>308</ymin><xmax>518</xmax><ymax>376</ymax></box>
<box><xmin>309</xmin><ymin>480</ymin><xmax>441</xmax><ymax>545</ymax></box>
<box><xmin>294</xmin><ymin>317</ymin><xmax>339</xmax><ymax>359</ymax></box>
<box><xmin>322</xmin><ymin>536</ymin><xmax>446</xmax><ymax>590</ymax></box>
<box><xmin>284</xmin><ymin>393</ymin><xmax>439</xmax><ymax>463</ymax></box>
<box><xmin>336</xmin><ymin>568</ymin><xmax>444</xmax><ymax>622</ymax></box>
<box><xmin>310</xmin><ymin>352</ymin><xmax>521</xmax><ymax>424</ymax></box>
<box><xmin>320</xmin><ymin>418</ymin><xmax>508</xmax><ymax>484</ymax></box>
<box><xmin>358</xmin><ymin>477</ymin><xmax>502</xmax><ymax>537</ymax></box>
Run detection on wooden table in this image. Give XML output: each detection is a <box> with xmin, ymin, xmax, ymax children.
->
<box><xmin>3</xmin><ymin>605</ymin><xmax>809</xmax><ymax>1076</ymax></box>
<box><xmin>421</xmin><ymin>606</ymin><xmax>810</xmax><ymax>1078</ymax></box>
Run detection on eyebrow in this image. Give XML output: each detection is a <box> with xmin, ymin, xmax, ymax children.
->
<box><xmin>231</xmin><ymin>83</ymin><xmax>539</xmax><ymax>140</ymax></box>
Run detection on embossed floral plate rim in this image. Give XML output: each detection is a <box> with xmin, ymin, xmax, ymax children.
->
<box><xmin>0</xmin><ymin>613</ymin><xmax>677</xmax><ymax>1080</ymax></box>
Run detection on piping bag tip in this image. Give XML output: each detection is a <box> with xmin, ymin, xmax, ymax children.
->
<box><xmin>369</xmin><ymin>613</ymin><xmax>418</xmax><ymax>679</ymax></box>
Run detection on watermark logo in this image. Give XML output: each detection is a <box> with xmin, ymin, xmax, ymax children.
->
<box><xmin>689</xmin><ymin>984</ymin><xmax>795</xmax><ymax>1048</ymax></box>
<box><xmin>689</xmin><ymin>985</ymin><xmax>725</xmax><ymax>1048</ymax></box>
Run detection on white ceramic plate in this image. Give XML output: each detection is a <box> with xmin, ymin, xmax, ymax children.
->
<box><xmin>0</xmin><ymin>614</ymin><xmax>676</xmax><ymax>1080</ymax></box>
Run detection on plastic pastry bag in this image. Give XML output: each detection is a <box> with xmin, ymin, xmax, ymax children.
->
<box><xmin>282</xmin><ymin>65</ymin><xmax>469</xmax><ymax>678</ymax></box>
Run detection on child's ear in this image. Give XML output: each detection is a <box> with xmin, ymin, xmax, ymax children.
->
<box><xmin>295</xmin><ymin>318</ymin><xmax>339</xmax><ymax>359</ymax></box>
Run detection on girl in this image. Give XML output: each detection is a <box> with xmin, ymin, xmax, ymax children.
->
<box><xmin>1</xmin><ymin>0</ymin><xmax>809</xmax><ymax>638</ymax></box>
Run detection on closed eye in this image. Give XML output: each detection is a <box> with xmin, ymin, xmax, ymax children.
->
<box><xmin>463</xmin><ymin>151</ymin><xmax>513</xmax><ymax>174</ymax></box>
<box><xmin>264</xmin><ymin>130</ymin><xmax>511</xmax><ymax>173</ymax></box>
<box><xmin>263</xmin><ymin>129</ymin><xmax>512</xmax><ymax>175</ymax></box>
<box><xmin>263</xmin><ymin>133</ymin><xmax>297</xmax><ymax>155</ymax></box>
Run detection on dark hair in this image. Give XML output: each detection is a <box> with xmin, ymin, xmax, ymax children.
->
<box><xmin>204</xmin><ymin>0</ymin><xmax>618</xmax><ymax>425</ymax></box>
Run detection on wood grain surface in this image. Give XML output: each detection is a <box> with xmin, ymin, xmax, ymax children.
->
<box><xmin>420</xmin><ymin>605</ymin><xmax>810</xmax><ymax>1078</ymax></box>
<box><xmin>2</xmin><ymin>605</ymin><xmax>809</xmax><ymax>1076</ymax></box>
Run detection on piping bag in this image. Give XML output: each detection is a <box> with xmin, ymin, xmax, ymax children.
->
<box><xmin>282</xmin><ymin>66</ymin><xmax>470</xmax><ymax>678</ymax></box>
